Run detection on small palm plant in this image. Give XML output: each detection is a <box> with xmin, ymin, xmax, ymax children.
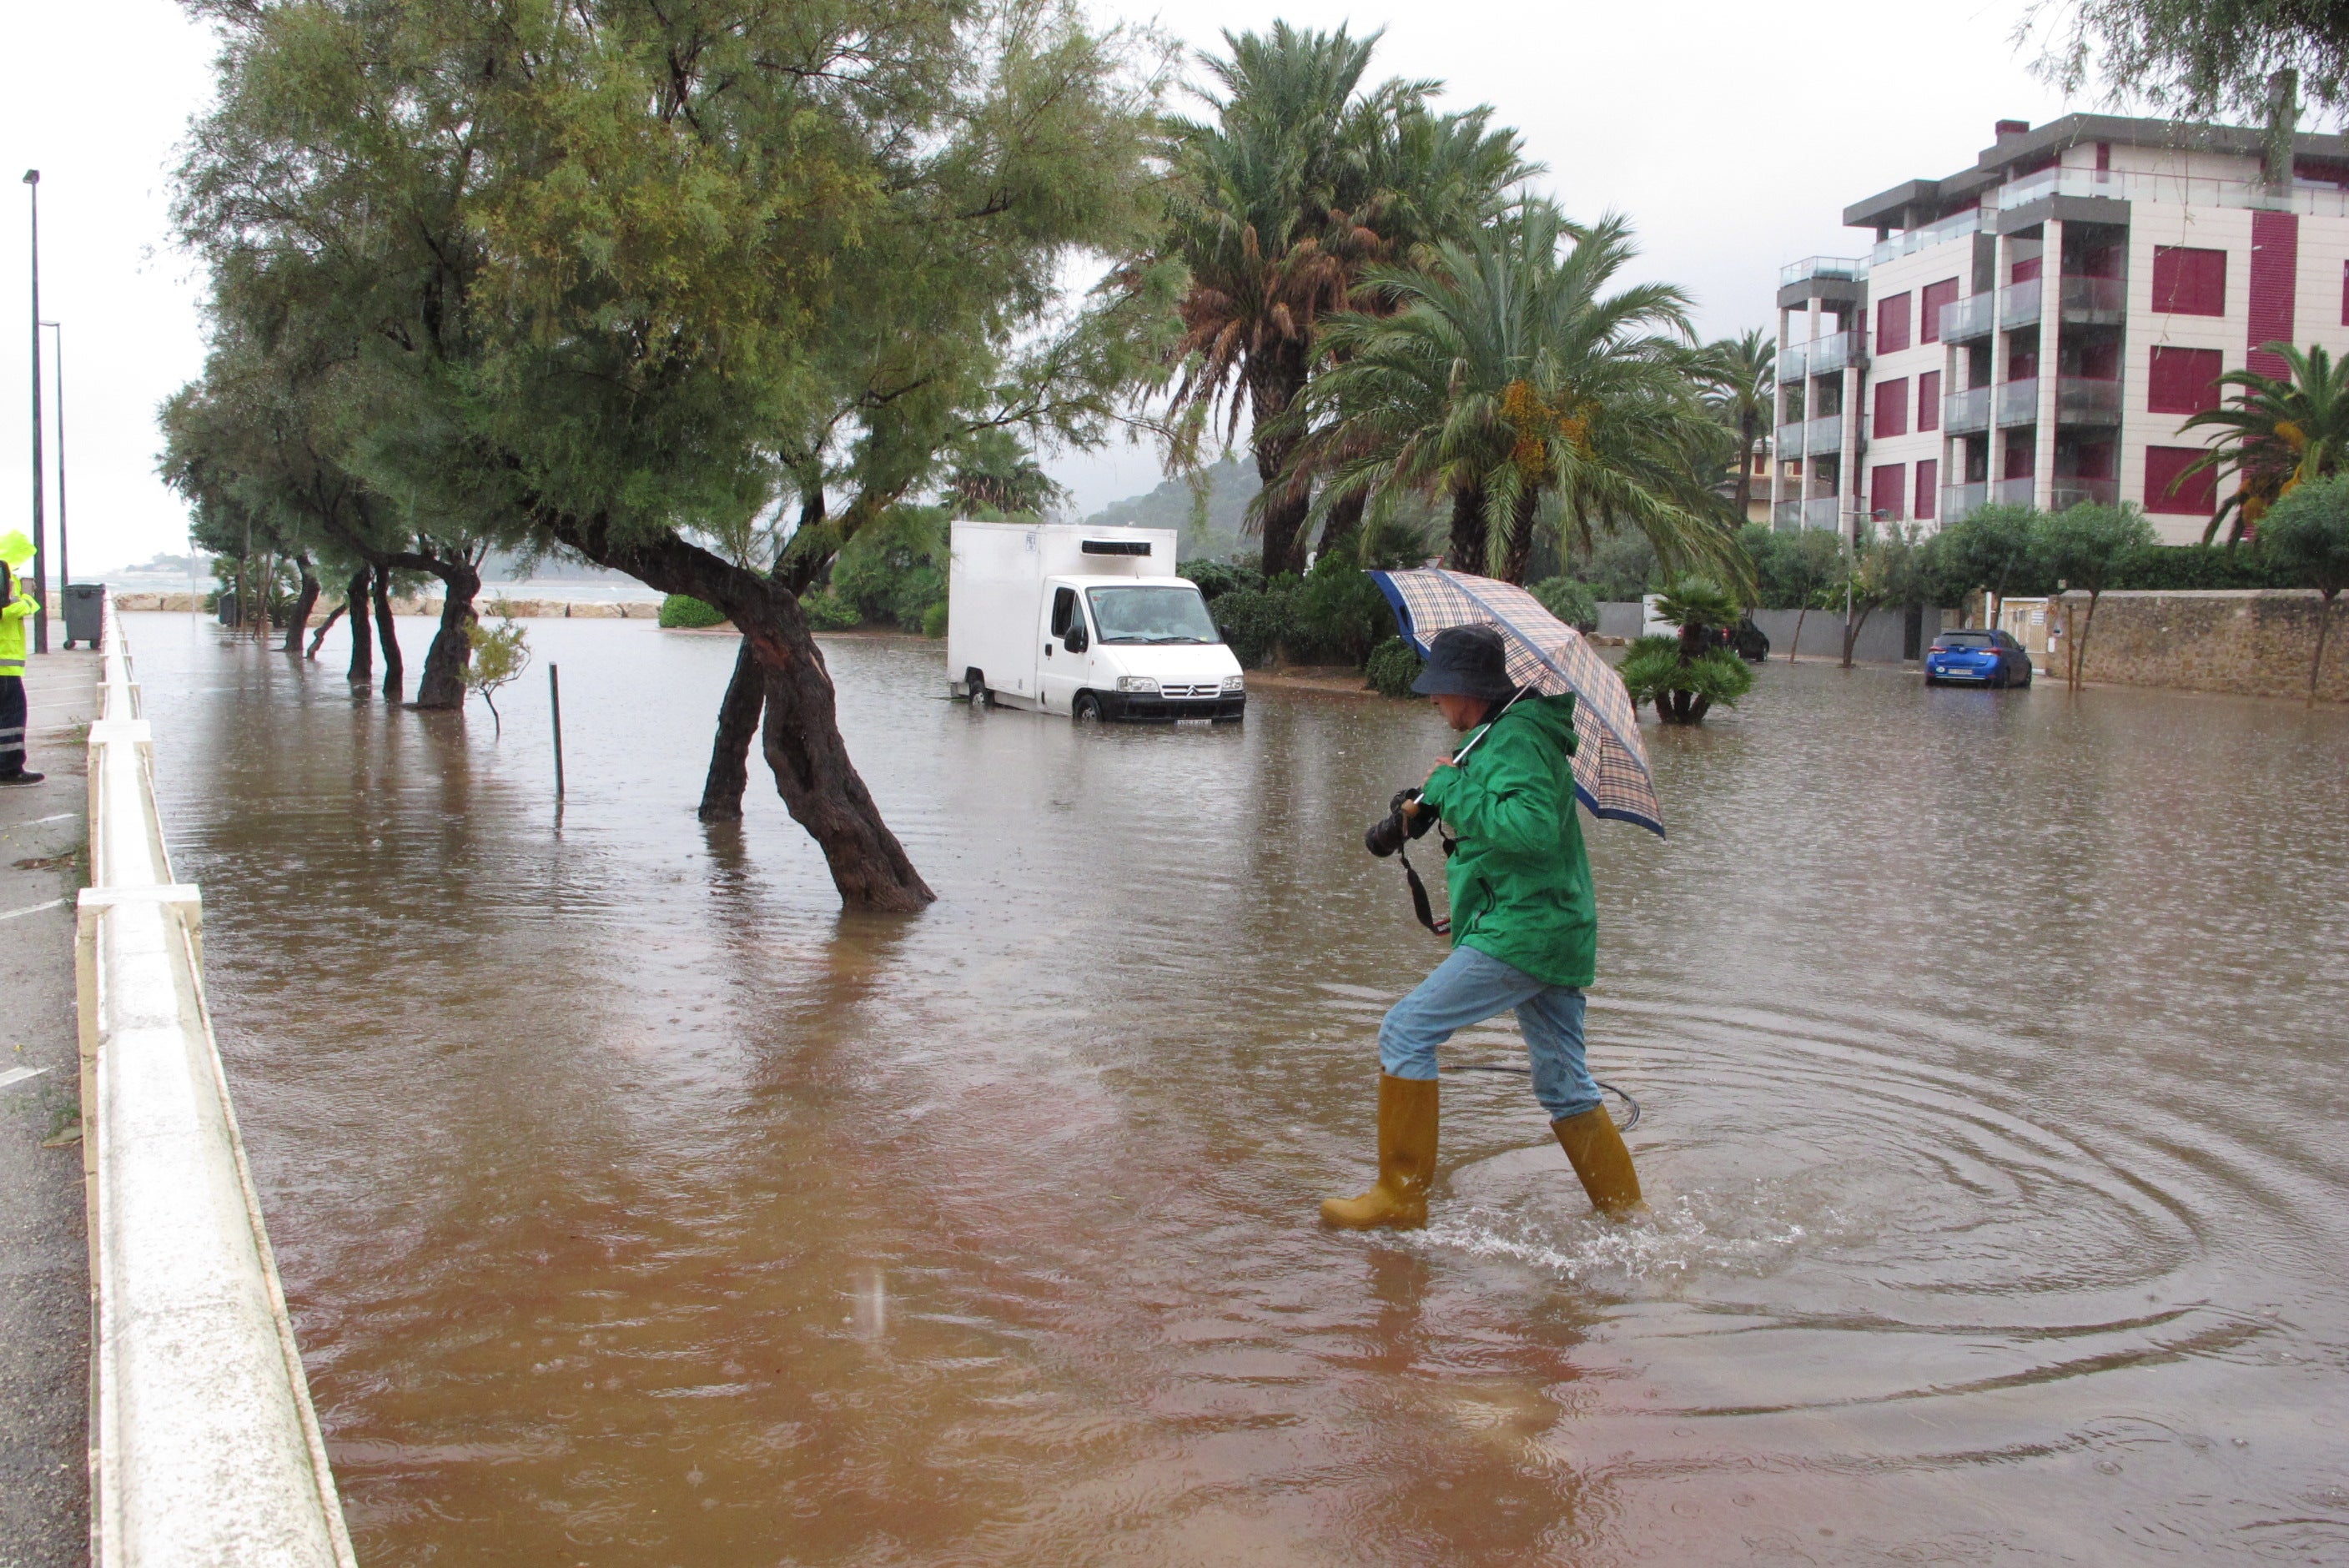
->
<box><xmin>1620</xmin><ymin>574</ymin><xmax>1753</xmax><ymax>723</ymax></box>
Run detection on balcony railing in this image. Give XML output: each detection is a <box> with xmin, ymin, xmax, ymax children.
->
<box><xmin>1939</xmin><ymin>292</ymin><xmax>1994</xmax><ymax>342</ymax></box>
<box><xmin>2055</xmin><ymin>376</ymin><xmax>2124</xmax><ymax>425</ymax></box>
<box><xmin>1779</xmin><ymin>255</ymin><xmax>1869</xmax><ymax>288</ymax></box>
<box><xmin>1996</xmin><ymin>379</ymin><xmax>2042</xmax><ymax>426</ymax></box>
<box><xmin>2050</xmin><ymin>479</ymin><xmax>2120</xmax><ymax>510</ymax></box>
<box><xmin>2060</xmin><ymin>274</ymin><xmax>2126</xmax><ymax>324</ymax></box>
<box><xmin>1990</xmin><ymin>477</ymin><xmax>2037</xmax><ymax>506</ymax></box>
<box><xmin>1779</xmin><ymin>339</ymin><xmax>1807</xmax><ymax>381</ymax></box>
<box><xmin>1999</xmin><ymin>278</ymin><xmax>2044</xmax><ymax>331</ymax></box>
<box><xmin>1803</xmin><ymin>413</ymin><xmax>1848</xmax><ymax>454</ymax></box>
<box><xmin>1996</xmin><ymin>164</ymin><xmax>2349</xmax><ymax>219</ymax></box>
<box><xmin>1775</xmin><ymin>420</ymin><xmax>1807</xmax><ymax>455</ymax></box>
<box><xmin>1772</xmin><ymin>499</ymin><xmax>1803</xmax><ymax>529</ymax></box>
<box><xmin>1801</xmin><ymin>496</ymin><xmax>1842</xmax><ymax>530</ymax></box>
<box><xmin>1942</xmin><ymin>482</ymin><xmax>1988</xmax><ymax>522</ymax></box>
<box><xmin>1808</xmin><ymin>330</ymin><xmax>1859</xmax><ymax>378</ymax></box>
<box><xmin>1944</xmin><ymin>385</ymin><xmax>1991</xmax><ymax>434</ymax></box>
<box><xmin>1869</xmin><ymin>208</ymin><xmax>1984</xmax><ymax>268</ymax></box>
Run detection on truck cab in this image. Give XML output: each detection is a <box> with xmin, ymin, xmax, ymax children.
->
<box><xmin>948</xmin><ymin>522</ymin><xmax>1245</xmax><ymax>722</ymax></box>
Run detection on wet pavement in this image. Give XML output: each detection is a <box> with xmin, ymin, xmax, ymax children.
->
<box><xmin>126</xmin><ymin>612</ymin><xmax>2349</xmax><ymax>1565</ymax></box>
<box><xmin>0</xmin><ymin>642</ymin><xmax>96</xmax><ymax>1568</ymax></box>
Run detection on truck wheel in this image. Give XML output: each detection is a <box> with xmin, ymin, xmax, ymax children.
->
<box><xmin>1072</xmin><ymin>691</ymin><xmax>1102</xmax><ymax>723</ymax></box>
<box><xmin>965</xmin><ymin>668</ymin><xmax>989</xmax><ymax>707</ymax></box>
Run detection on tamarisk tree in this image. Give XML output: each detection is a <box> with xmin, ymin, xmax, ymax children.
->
<box><xmin>175</xmin><ymin>0</ymin><xmax>1166</xmax><ymax>910</ymax></box>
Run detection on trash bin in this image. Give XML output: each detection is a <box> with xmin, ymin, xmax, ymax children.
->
<box><xmin>63</xmin><ymin>583</ymin><xmax>103</xmax><ymax>650</ymax></box>
<box><xmin>215</xmin><ymin>591</ymin><xmax>238</xmax><ymax>628</ymax></box>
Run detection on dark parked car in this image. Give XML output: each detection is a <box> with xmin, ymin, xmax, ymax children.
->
<box><xmin>1924</xmin><ymin>628</ymin><xmax>2033</xmax><ymax>687</ymax></box>
<box><xmin>1731</xmin><ymin>616</ymin><xmax>1770</xmax><ymax>662</ymax></box>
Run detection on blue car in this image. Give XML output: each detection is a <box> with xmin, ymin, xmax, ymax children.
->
<box><xmin>1924</xmin><ymin>628</ymin><xmax>2034</xmax><ymax>687</ymax></box>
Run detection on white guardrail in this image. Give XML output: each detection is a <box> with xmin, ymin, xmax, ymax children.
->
<box><xmin>74</xmin><ymin>596</ymin><xmax>357</xmax><ymax>1565</ymax></box>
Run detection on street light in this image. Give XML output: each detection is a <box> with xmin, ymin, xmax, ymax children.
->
<box><xmin>23</xmin><ymin>169</ymin><xmax>46</xmax><ymax>653</ymax></box>
<box><xmin>40</xmin><ymin>321</ymin><xmax>66</xmax><ymax>602</ymax></box>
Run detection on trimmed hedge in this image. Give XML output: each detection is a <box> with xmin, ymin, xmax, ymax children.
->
<box><xmin>1366</xmin><ymin>636</ymin><xmax>1422</xmax><ymax>697</ymax></box>
<box><xmin>658</xmin><ymin>594</ymin><xmax>727</xmax><ymax>629</ymax></box>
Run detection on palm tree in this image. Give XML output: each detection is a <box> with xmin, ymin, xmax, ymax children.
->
<box><xmin>1695</xmin><ymin>329</ymin><xmax>1776</xmax><ymax>524</ymax></box>
<box><xmin>1290</xmin><ymin>201</ymin><xmax>1740</xmax><ymax>587</ymax></box>
<box><xmin>1162</xmin><ymin>26</ymin><xmax>1529</xmax><ymax>578</ymax></box>
<box><xmin>942</xmin><ymin>430</ymin><xmax>1065</xmax><ymax>518</ymax></box>
<box><xmin>2174</xmin><ymin>342</ymin><xmax>2349</xmax><ymax>543</ymax></box>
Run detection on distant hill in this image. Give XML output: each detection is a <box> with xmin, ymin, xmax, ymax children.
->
<box><xmin>1081</xmin><ymin>457</ymin><xmax>1258</xmax><ymax>561</ymax></box>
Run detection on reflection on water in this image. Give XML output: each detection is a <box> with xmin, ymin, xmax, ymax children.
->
<box><xmin>133</xmin><ymin>614</ymin><xmax>2349</xmax><ymax>1564</ymax></box>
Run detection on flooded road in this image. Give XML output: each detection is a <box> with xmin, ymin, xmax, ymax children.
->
<box><xmin>130</xmin><ymin>613</ymin><xmax>2349</xmax><ymax>1565</ymax></box>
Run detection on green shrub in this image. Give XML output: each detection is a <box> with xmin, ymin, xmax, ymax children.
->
<box><xmin>658</xmin><ymin>593</ymin><xmax>727</xmax><ymax>629</ymax></box>
<box><xmin>1292</xmin><ymin>548</ymin><xmax>1395</xmax><ymax>666</ymax></box>
<box><xmin>831</xmin><ymin>505</ymin><xmax>948</xmax><ymax>630</ymax></box>
<box><xmin>920</xmin><ymin>600</ymin><xmax>949</xmax><ymax>639</ymax></box>
<box><xmin>1366</xmin><ymin>636</ymin><xmax>1422</xmax><ymax>697</ymax></box>
<box><xmin>1620</xmin><ymin>642</ymin><xmax>1753</xmax><ymax>723</ymax></box>
<box><xmin>799</xmin><ymin>589</ymin><xmax>860</xmax><ymax>631</ymax></box>
<box><xmin>1530</xmin><ymin>575</ymin><xmax>1599</xmax><ymax>632</ymax></box>
<box><xmin>1178</xmin><ymin>560</ymin><xmax>1263</xmax><ymax>604</ymax></box>
<box><xmin>1208</xmin><ymin>578</ymin><xmax>1299</xmax><ymax>669</ymax></box>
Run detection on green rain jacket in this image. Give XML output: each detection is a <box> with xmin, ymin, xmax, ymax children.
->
<box><xmin>1416</xmin><ymin>692</ymin><xmax>1597</xmax><ymax>989</ymax></box>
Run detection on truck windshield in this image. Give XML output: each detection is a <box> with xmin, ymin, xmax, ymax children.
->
<box><xmin>1084</xmin><ymin>585</ymin><xmax>1221</xmax><ymax>645</ymax></box>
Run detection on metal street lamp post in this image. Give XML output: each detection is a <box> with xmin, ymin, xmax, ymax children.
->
<box><xmin>22</xmin><ymin>170</ymin><xmax>47</xmax><ymax>654</ymax></box>
<box><xmin>41</xmin><ymin>321</ymin><xmax>66</xmax><ymax>601</ymax></box>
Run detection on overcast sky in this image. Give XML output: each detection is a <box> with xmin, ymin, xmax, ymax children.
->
<box><xmin>0</xmin><ymin>0</ymin><xmax>2090</xmax><ymax>575</ymax></box>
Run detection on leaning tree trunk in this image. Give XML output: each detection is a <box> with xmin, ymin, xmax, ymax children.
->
<box><xmin>345</xmin><ymin>570</ymin><xmax>373</xmax><ymax>683</ymax></box>
<box><xmin>1248</xmin><ymin>354</ymin><xmax>1311</xmax><ymax>580</ymax></box>
<box><xmin>699</xmin><ymin>636</ymin><xmax>765</xmax><ymax>822</ymax></box>
<box><xmin>1499</xmin><ymin>490</ymin><xmax>1542</xmax><ymax>585</ymax></box>
<box><xmin>397</xmin><ymin>555</ymin><xmax>480</xmax><ymax>710</ymax></box>
<box><xmin>1788</xmin><ymin>605</ymin><xmax>1806</xmax><ymax>663</ymax></box>
<box><xmin>307</xmin><ymin>601</ymin><xmax>345</xmax><ymax>661</ymax></box>
<box><xmin>541</xmin><ymin>509</ymin><xmax>934</xmax><ymax>912</ymax></box>
<box><xmin>1840</xmin><ymin>605</ymin><xmax>1874</xmax><ymax>668</ymax></box>
<box><xmin>282</xmin><ymin>554</ymin><xmax>320</xmax><ymax>654</ymax></box>
<box><xmin>1318</xmin><ymin>490</ymin><xmax>1368</xmax><ymax>565</ymax></box>
<box><xmin>1447</xmin><ymin>485</ymin><xmax>1490</xmax><ymax>575</ymax></box>
<box><xmin>371</xmin><ymin>568</ymin><xmax>404</xmax><ymax>692</ymax></box>
<box><xmin>2073</xmin><ymin>591</ymin><xmax>2102</xmax><ymax>691</ymax></box>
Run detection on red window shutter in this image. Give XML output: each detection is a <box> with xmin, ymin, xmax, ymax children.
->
<box><xmin>2247</xmin><ymin>211</ymin><xmax>2298</xmax><ymax>377</ymax></box>
<box><xmin>1870</xmin><ymin>463</ymin><xmax>1906</xmax><ymax>520</ymax></box>
<box><xmin>2079</xmin><ymin>337</ymin><xmax>2121</xmax><ymax>379</ymax></box>
<box><xmin>2341</xmin><ymin>259</ymin><xmax>2349</xmax><ymax>326</ymax></box>
<box><xmin>2010</xmin><ymin>255</ymin><xmax>2043</xmax><ymax>284</ymax></box>
<box><xmin>2147</xmin><ymin>346</ymin><xmax>2224</xmax><ymax>414</ymax></box>
<box><xmin>1876</xmin><ymin>293</ymin><xmax>1912</xmax><ymax>354</ymax></box>
<box><xmin>1915</xmin><ymin>459</ymin><xmax>1939</xmax><ymax>520</ymax></box>
<box><xmin>2151</xmin><ymin>246</ymin><xmax>2227</xmax><ymax>314</ymax></box>
<box><xmin>2145</xmin><ymin>447</ymin><xmax>2217</xmax><ymax>514</ymax></box>
<box><xmin>1918</xmin><ymin>370</ymin><xmax>1942</xmax><ymax>431</ymax></box>
<box><xmin>2003</xmin><ymin>433</ymin><xmax>2035</xmax><ymax>480</ymax></box>
<box><xmin>1919</xmin><ymin>279</ymin><xmax>1958</xmax><ymax>343</ymax></box>
<box><xmin>1873</xmin><ymin>376</ymin><xmax>1910</xmax><ymax>438</ymax></box>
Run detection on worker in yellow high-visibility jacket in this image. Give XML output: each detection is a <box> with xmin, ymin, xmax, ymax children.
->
<box><xmin>0</xmin><ymin>531</ymin><xmax>43</xmax><ymax>787</ymax></box>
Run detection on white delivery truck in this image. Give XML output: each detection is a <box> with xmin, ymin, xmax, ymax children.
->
<box><xmin>948</xmin><ymin>520</ymin><xmax>1246</xmax><ymax>721</ymax></box>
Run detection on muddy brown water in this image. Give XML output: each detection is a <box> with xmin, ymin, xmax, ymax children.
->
<box><xmin>131</xmin><ymin>614</ymin><xmax>2349</xmax><ymax>1565</ymax></box>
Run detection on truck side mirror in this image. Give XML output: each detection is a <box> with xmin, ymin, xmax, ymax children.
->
<box><xmin>1064</xmin><ymin>625</ymin><xmax>1088</xmax><ymax>654</ymax></box>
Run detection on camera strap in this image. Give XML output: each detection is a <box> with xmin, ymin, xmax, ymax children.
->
<box><xmin>1396</xmin><ymin>842</ymin><xmax>1449</xmax><ymax>937</ymax></box>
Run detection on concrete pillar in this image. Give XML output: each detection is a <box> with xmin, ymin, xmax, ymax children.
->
<box><xmin>2035</xmin><ymin>217</ymin><xmax>2065</xmax><ymax>511</ymax></box>
<box><xmin>1770</xmin><ymin>307</ymin><xmax>1788</xmax><ymax>525</ymax></box>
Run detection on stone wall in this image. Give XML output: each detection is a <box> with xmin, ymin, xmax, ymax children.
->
<box><xmin>2060</xmin><ymin>590</ymin><xmax>2348</xmax><ymax>702</ymax></box>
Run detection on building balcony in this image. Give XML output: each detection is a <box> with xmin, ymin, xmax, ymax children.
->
<box><xmin>1772</xmin><ymin>499</ymin><xmax>1803</xmax><ymax>529</ymax></box>
<box><xmin>1779</xmin><ymin>339</ymin><xmax>1806</xmax><ymax>381</ymax></box>
<box><xmin>1942</xmin><ymin>482</ymin><xmax>1988</xmax><ymax>521</ymax></box>
<box><xmin>1803</xmin><ymin>413</ymin><xmax>1848</xmax><ymax>453</ymax></box>
<box><xmin>2055</xmin><ymin>376</ymin><xmax>2123</xmax><ymax>425</ymax></box>
<box><xmin>2060</xmin><ymin>275</ymin><xmax>2126</xmax><ymax>325</ymax></box>
<box><xmin>1999</xmin><ymin>278</ymin><xmax>2043</xmax><ymax>331</ymax></box>
<box><xmin>1784</xmin><ymin>330</ymin><xmax>1859</xmax><ymax>380</ymax></box>
<box><xmin>2050</xmin><ymin>479</ymin><xmax>2120</xmax><ymax>510</ymax></box>
<box><xmin>1800</xmin><ymin>496</ymin><xmax>1842</xmax><ymax>530</ymax></box>
<box><xmin>1939</xmin><ymin>292</ymin><xmax>1994</xmax><ymax>343</ymax></box>
<box><xmin>1869</xmin><ymin>208</ymin><xmax>1984</xmax><ymax>269</ymax></box>
<box><xmin>1989</xmin><ymin>477</ymin><xmax>2036</xmax><ymax>506</ymax></box>
<box><xmin>1996</xmin><ymin>164</ymin><xmax>2349</xmax><ymax>219</ymax></box>
<box><xmin>1779</xmin><ymin>255</ymin><xmax>1869</xmax><ymax>288</ymax></box>
<box><xmin>1944</xmin><ymin>386</ymin><xmax>1991</xmax><ymax>434</ymax></box>
<box><xmin>1996</xmin><ymin>379</ymin><xmax>2041</xmax><ymax>426</ymax></box>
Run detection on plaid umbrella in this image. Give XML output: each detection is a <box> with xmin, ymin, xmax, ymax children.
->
<box><xmin>1369</xmin><ymin>567</ymin><xmax>1664</xmax><ymax>837</ymax></box>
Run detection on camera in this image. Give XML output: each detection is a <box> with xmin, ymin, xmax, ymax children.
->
<box><xmin>1364</xmin><ymin>788</ymin><xmax>1439</xmax><ymax>858</ymax></box>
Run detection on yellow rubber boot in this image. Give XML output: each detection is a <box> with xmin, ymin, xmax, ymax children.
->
<box><xmin>1552</xmin><ymin>1105</ymin><xmax>1648</xmax><ymax>1219</ymax></box>
<box><xmin>1320</xmin><ymin>1074</ymin><xmax>1440</xmax><ymax>1229</ymax></box>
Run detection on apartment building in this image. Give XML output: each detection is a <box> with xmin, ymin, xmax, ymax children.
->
<box><xmin>1775</xmin><ymin>113</ymin><xmax>2349</xmax><ymax>545</ymax></box>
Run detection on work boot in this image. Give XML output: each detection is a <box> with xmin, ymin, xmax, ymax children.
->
<box><xmin>1552</xmin><ymin>1105</ymin><xmax>1647</xmax><ymax>1219</ymax></box>
<box><xmin>1321</xmin><ymin>1074</ymin><xmax>1440</xmax><ymax>1230</ymax></box>
<box><xmin>0</xmin><ymin>771</ymin><xmax>44</xmax><ymax>787</ymax></box>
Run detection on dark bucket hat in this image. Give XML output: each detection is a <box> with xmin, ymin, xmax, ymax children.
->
<box><xmin>1411</xmin><ymin>624</ymin><xmax>1520</xmax><ymax>702</ymax></box>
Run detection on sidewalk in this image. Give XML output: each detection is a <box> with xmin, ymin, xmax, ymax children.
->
<box><xmin>0</xmin><ymin>640</ymin><xmax>97</xmax><ymax>1568</ymax></box>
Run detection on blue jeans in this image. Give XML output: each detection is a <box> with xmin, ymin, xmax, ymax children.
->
<box><xmin>1380</xmin><ymin>945</ymin><xmax>1599</xmax><ymax>1122</ymax></box>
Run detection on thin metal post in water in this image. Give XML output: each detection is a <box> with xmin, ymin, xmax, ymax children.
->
<box><xmin>549</xmin><ymin>663</ymin><xmax>566</xmax><ymax>798</ymax></box>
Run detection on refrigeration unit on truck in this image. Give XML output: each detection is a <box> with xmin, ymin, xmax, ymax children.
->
<box><xmin>948</xmin><ymin>521</ymin><xmax>1245</xmax><ymax>721</ymax></box>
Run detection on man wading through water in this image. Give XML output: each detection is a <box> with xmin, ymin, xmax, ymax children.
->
<box><xmin>1323</xmin><ymin>625</ymin><xmax>1644</xmax><ymax>1229</ymax></box>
